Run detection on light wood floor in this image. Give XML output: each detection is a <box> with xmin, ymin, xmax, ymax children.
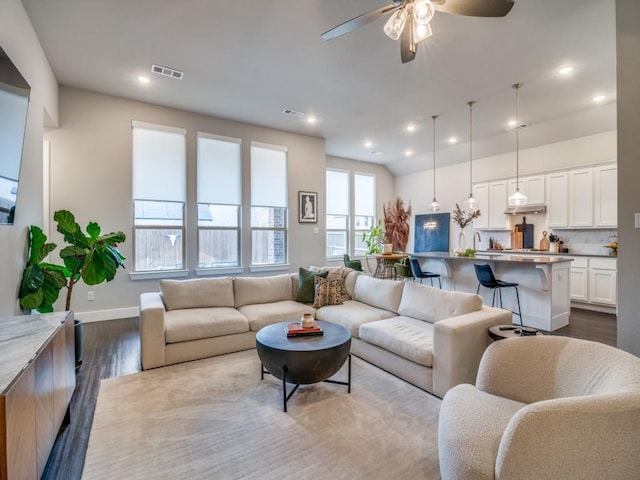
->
<box><xmin>42</xmin><ymin>308</ymin><xmax>617</xmax><ymax>480</ymax></box>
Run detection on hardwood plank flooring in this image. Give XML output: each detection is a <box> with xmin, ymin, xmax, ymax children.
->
<box><xmin>41</xmin><ymin>309</ymin><xmax>617</xmax><ymax>480</ymax></box>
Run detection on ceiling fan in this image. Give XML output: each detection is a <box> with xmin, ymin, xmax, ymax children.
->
<box><xmin>321</xmin><ymin>0</ymin><xmax>515</xmax><ymax>63</ymax></box>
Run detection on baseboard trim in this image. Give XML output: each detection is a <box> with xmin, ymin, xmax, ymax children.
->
<box><xmin>74</xmin><ymin>307</ymin><xmax>139</xmax><ymax>323</ymax></box>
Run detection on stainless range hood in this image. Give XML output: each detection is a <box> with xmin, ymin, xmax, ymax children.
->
<box><xmin>504</xmin><ymin>204</ymin><xmax>547</xmax><ymax>215</ymax></box>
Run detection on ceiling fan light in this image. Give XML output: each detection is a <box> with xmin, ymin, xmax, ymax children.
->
<box><xmin>383</xmin><ymin>8</ymin><xmax>408</xmax><ymax>41</ymax></box>
<box><xmin>508</xmin><ymin>189</ymin><xmax>528</xmax><ymax>207</ymax></box>
<box><xmin>413</xmin><ymin>0</ymin><xmax>435</xmax><ymax>25</ymax></box>
<box><xmin>413</xmin><ymin>21</ymin><xmax>432</xmax><ymax>43</ymax></box>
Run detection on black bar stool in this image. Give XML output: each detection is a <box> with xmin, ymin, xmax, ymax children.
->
<box><xmin>409</xmin><ymin>257</ymin><xmax>442</xmax><ymax>288</ymax></box>
<box><xmin>474</xmin><ymin>264</ymin><xmax>522</xmax><ymax>325</ymax></box>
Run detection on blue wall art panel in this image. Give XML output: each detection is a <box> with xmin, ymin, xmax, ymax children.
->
<box><xmin>414</xmin><ymin>213</ymin><xmax>450</xmax><ymax>252</ymax></box>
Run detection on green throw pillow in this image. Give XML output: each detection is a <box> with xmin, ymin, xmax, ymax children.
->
<box><xmin>296</xmin><ymin>268</ymin><xmax>328</xmax><ymax>303</ymax></box>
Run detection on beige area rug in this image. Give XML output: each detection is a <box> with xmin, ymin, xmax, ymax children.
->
<box><xmin>83</xmin><ymin>350</ymin><xmax>442</xmax><ymax>480</ymax></box>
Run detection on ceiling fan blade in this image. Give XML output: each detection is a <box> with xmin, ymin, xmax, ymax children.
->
<box><xmin>432</xmin><ymin>0</ymin><xmax>514</xmax><ymax>17</ymax></box>
<box><xmin>321</xmin><ymin>3</ymin><xmax>401</xmax><ymax>40</ymax></box>
<box><xmin>400</xmin><ymin>21</ymin><xmax>417</xmax><ymax>63</ymax></box>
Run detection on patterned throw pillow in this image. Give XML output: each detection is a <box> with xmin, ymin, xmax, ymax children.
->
<box><xmin>309</xmin><ymin>266</ymin><xmax>351</xmax><ymax>302</ymax></box>
<box><xmin>313</xmin><ymin>277</ymin><xmax>344</xmax><ymax>308</ymax></box>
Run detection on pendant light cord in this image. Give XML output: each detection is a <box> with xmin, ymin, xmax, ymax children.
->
<box><xmin>516</xmin><ymin>85</ymin><xmax>520</xmax><ymax>189</ymax></box>
<box><xmin>432</xmin><ymin>114</ymin><xmax>438</xmax><ymax>201</ymax></box>
<box><xmin>468</xmin><ymin>101</ymin><xmax>474</xmax><ymax>196</ymax></box>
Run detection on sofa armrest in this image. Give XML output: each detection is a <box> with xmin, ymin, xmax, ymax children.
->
<box><xmin>139</xmin><ymin>292</ymin><xmax>167</xmax><ymax>370</ymax></box>
<box><xmin>432</xmin><ymin>306</ymin><xmax>511</xmax><ymax>398</ymax></box>
<box><xmin>496</xmin><ymin>393</ymin><xmax>640</xmax><ymax>479</ymax></box>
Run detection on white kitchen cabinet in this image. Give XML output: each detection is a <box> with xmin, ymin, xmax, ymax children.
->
<box><xmin>472</xmin><ymin>182</ymin><xmax>489</xmax><ymax>229</ymax></box>
<box><xmin>593</xmin><ymin>164</ymin><xmax>617</xmax><ymax>227</ymax></box>
<box><xmin>546</xmin><ymin>172</ymin><xmax>568</xmax><ymax>228</ymax></box>
<box><xmin>570</xmin><ymin>256</ymin><xmax>617</xmax><ymax>309</ymax></box>
<box><xmin>508</xmin><ymin>175</ymin><xmax>546</xmax><ymax>205</ymax></box>
<box><xmin>569</xmin><ymin>257</ymin><xmax>588</xmax><ymax>302</ymax></box>
<box><xmin>588</xmin><ymin>258</ymin><xmax>617</xmax><ymax>306</ymax></box>
<box><xmin>488</xmin><ymin>181</ymin><xmax>508</xmax><ymax>229</ymax></box>
<box><xmin>568</xmin><ymin>168</ymin><xmax>594</xmax><ymax>227</ymax></box>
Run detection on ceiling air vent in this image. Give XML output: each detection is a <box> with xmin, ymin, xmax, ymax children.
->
<box><xmin>282</xmin><ymin>108</ymin><xmax>306</xmax><ymax>119</ymax></box>
<box><xmin>151</xmin><ymin>64</ymin><xmax>184</xmax><ymax>80</ymax></box>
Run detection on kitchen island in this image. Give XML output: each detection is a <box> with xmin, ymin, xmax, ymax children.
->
<box><xmin>411</xmin><ymin>252</ymin><xmax>573</xmax><ymax>331</ymax></box>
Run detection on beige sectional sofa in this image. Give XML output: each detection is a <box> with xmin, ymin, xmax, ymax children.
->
<box><xmin>139</xmin><ymin>268</ymin><xmax>511</xmax><ymax>397</ymax></box>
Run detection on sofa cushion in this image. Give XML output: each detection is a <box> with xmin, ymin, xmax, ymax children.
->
<box><xmin>239</xmin><ymin>300</ymin><xmax>315</xmax><ymax>331</ymax></box>
<box><xmin>234</xmin><ymin>274</ymin><xmax>294</xmax><ymax>307</ymax></box>
<box><xmin>398</xmin><ymin>281</ymin><xmax>483</xmax><ymax>323</ymax></box>
<box><xmin>160</xmin><ymin>277</ymin><xmax>235</xmax><ymax>311</ymax></box>
<box><xmin>165</xmin><ymin>307</ymin><xmax>249</xmax><ymax>344</ymax></box>
<box><xmin>295</xmin><ymin>268</ymin><xmax>328</xmax><ymax>304</ymax></box>
<box><xmin>313</xmin><ymin>277</ymin><xmax>344</xmax><ymax>308</ymax></box>
<box><xmin>315</xmin><ymin>300</ymin><xmax>395</xmax><ymax>338</ymax></box>
<box><xmin>359</xmin><ymin>316</ymin><xmax>435</xmax><ymax>367</ymax></box>
<box><xmin>352</xmin><ymin>275</ymin><xmax>405</xmax><ymax>313</ymax></box>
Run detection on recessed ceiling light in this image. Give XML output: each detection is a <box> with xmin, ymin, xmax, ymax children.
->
<box><xmin>405</xmin><ymin>150</ymin><xmax>413</xmax><ymax>157</ymax></box>
<box><xmin>448</xmin><ymin>136</ymin><xmax>458</xmax><ymax>144</ymax></box>
<box><xmin>406</xmin><ymin>124</ymin><xmax>416</xmax><ymax>133</ymax></box>
<box><xmin>138</xmin><ymin>76</ymin><xmax>150</xmax><ymax>84</ymax></box>
<box><xmin>508</xmin><ymin>120</ymin><xmax>517</xmax><ymax>127</ymax></box>
<box><xmin>364</xmin><ymin>141</ymin><xmax>373</xmax><ymax>148</ymax></box>
<box><xmin>593</xmin><ymin>94</ymin><xmax>606</xmax><ymax>103</ymax></box>
<box><xmin>558</xmin><ymin>65</ymin><xmax>574</xmax><ymax>75</ymax></box>
<box><xmin>306</xmin><ymin>116</ymin><xmax>317</xmax><ymax>124</ymax></box>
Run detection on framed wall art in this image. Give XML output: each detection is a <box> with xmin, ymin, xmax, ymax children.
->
<box><xmin>298</xmin><ymin>191</ymin><xmax>318</xmax><ymax>223</ymax></box>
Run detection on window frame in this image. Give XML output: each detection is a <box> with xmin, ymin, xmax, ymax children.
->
<box><xmin>196</xmin><ymin>132</ymin><xmax>243</xmax><ymax>274</ymax></box>
<box><xmin>325</xmin><ymin>169</ymin><xmax>350</xmax><ymax>260</ymax></box>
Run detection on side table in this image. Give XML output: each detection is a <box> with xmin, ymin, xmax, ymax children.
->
<box><xmin>489</xmin><ymin>324</ymin><xmax>542</xmax><ymax>341</ymax></box>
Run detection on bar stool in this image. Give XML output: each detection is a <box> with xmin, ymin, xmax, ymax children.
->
<box><xmin>409</xmin><ymin>258</ymin><xmax>442</xmax><ymax>288</ymax></box>
<box><xmin>474</xmin><ymin>264</ymin><xmax>522</xmax><ymax>325</ymax></box>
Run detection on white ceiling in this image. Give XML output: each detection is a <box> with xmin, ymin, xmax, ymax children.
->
<box><xmin>22</xmin><ymin>0</ymin><xmax>617</xmax><ymax>176</ymax></box>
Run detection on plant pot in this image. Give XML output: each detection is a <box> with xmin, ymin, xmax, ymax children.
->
<box><xmin>75</xmin><ymin>319</ymin><xmax>83</xmax><ymax>371</ymax></box>
<box><xmin>382</xmin><ymin>243</ymin><xmax>393</xmax><ymax>254</ymax></box>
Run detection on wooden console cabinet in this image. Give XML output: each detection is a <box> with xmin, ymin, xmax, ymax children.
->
<box><xmin>0</xmin><ymin>312</ymin><xmax>75</xmax><ymax>480</ymax></box>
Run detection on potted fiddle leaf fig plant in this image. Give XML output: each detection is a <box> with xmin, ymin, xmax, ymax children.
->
<box><xmin>19</xmin><ymin>210</ymin><xmax>126</xmax><ymax>369</ymax></box>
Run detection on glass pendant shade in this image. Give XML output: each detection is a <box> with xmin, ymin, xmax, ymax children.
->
<box><xmin>508</xmin><ymin>188</ymin><xmax>527</xmax><ymax>206</ymax></box>
<box><xmin>429</xmin><ymin>198</ymin><xmax>441</xmax><ymax>212</ymax></box>
<box><xmin>413</xmin><ymin>0</ymin><xmax>435</xmax><ymax>25</ymax></box>
<box><xmin>384</xmin><ymin>8</ymin><xmax>408</xmax><ymax>40</ymax></box>
<box><xmin>413</xmin><ymin>21</ymin><xmax>432</xmax><ymax>43</ymax></box>
<box><xmin>463</xmin><ymin>194</ymin><xmax>477</xmax><ymax>211</ymax></box>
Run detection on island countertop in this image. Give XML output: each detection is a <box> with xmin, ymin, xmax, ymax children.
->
<box><xmin>410</xmin><ymin>251</ymin><xmax>574</xmax><ymax>264</ymax></box>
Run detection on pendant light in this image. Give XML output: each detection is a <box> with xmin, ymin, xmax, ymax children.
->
<box><xmin>463</xmin><ymin>100</ymin><xmax>477</xmax><ymax>211</ymax></box>
<box><xmin>429</xmin><ymin>114</ymin><xmax>441</xmax><ymax>213</ymax></box>
<box><xmin>508</xmin><ymin>83</ymin><xmax>527</xmax><ymax>207</ymax></box>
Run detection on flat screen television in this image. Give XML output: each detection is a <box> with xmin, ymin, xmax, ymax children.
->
<box><xmin>0</xmin><ymin>46</ymin><xmax>31</xmax><ymax>224</ymax></box>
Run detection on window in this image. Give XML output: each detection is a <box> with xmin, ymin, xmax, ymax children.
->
<box><xmin>132</xmin><ymin>121</ymin><xmax>186</xmax><ymax>272</ymax></box>
<box><xmin>354</xmin><ymin>173</ymin><xmax>376</xmax><ymax>256</ymax></box>
<box><xmin>326</xmin><ymin>170</ymin><xmax>349</xmax><ymax>258</ymax></box>
<box><xmin>250</xmin><ymin>143</ymin><xmax>287</xmax><ymax>266</ymax></box>
<box><xmin>197</xmin><ymin>133</ymin><xmax>241</xmax><ymax>268</ymax></box>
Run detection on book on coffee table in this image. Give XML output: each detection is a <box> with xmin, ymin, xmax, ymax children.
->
<box><xmin>286</xmin><ymin>321</ymin><xmax>324</xmax><ymax>337</ymax></box>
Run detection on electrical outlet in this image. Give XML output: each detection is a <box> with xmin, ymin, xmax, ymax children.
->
<box><xmin>88</xmin><ymin>291</ymin><xmax>95</xmax><ymax>301</ymax></box>
<box><xmin>313</xmin><ymin>227</ymin><xmax>319</xmax><ymax>234</ymax></box>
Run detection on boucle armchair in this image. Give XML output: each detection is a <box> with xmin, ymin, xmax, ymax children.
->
<box><xmin>438</xmin><ymin>336</ymin><xmax>640</xmax><ymax>480</ymax></box>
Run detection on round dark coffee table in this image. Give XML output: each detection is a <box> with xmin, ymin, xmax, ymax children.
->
<box><xmin>256</xmin><ymin>320</ymin><xmax>351</xmax><ymax>412</ymax></box>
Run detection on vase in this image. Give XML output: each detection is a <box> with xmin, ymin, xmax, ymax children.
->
<box><xmin>458</xmin><ymin>231</ymin><xmax>466</xmax><ymax>251</ymax></box>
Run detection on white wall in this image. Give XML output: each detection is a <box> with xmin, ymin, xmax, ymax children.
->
<box><xmin>0</xmin><ymin>0</ymin><xmax>58</xmax><ymax>316</ymax></box>
<box><xmin>616</xmin><ymin>0</ymin><xmax>640</xmax><ymax>356</ymax></box>
<box><xmin>396</xmin><ymin>131</ymin><xmax>618</xmax><ymax>253</ymax></box>
<box><xmin>44</xmin><ymin>89</ymin><xmax>394</xmax><ymax>320</ymax></box>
